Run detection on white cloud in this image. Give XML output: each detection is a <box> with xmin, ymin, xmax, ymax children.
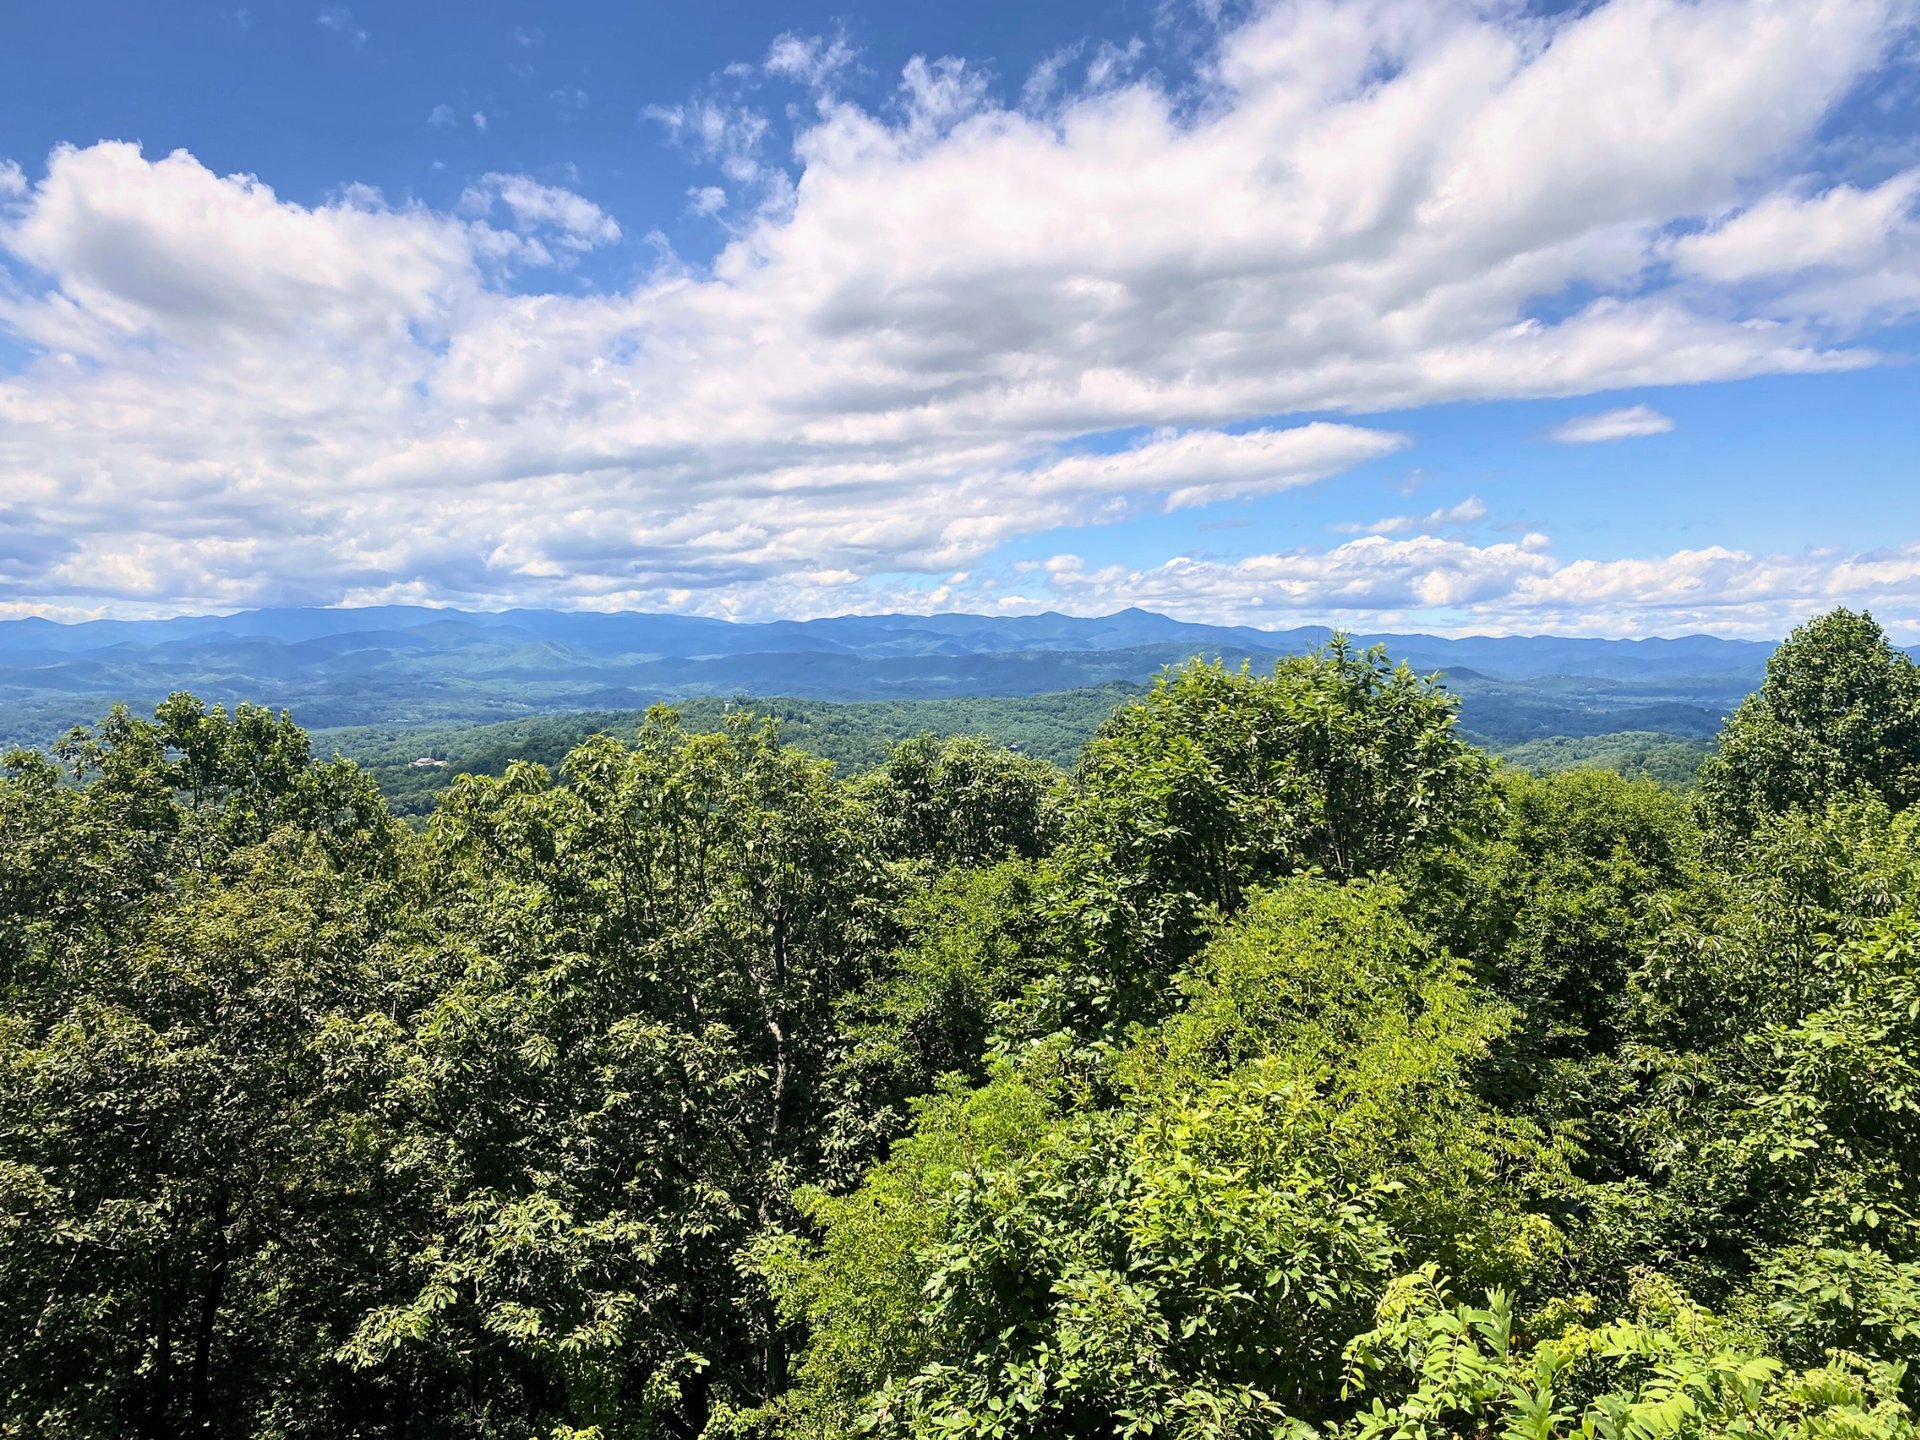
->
<box><xmin>427</xmin><ymin>103</ymin><xmax>458</xmax><ymax>129</ymax></box>
<box><xmin>0</xmin><ymin>160</ymin><xmax>23</xmax><ymax>198</ymax></box>
<box><xmin>1031</xmin><ymin>534</ymin><xmax>1558</xmax><ymax>621</ymax></box>
<box><xmin>316</xmin><ymin>5</ymin><xmax>366</xmax><ymax>44</ymax></box>
<box><xmin>461</xmin><ymin>173</ymin><xmax>621</xmax><ymax>250</ymax></box>
<box><xmin>1001</xmin><ymin>537</ymin><xmax>1920</xmax><ymax>639</ymax></box>
<box><xmin>765</xmin><ymin>31</ymin><xmax>856</xmax><ymax>88</ymax></box>
<box><xmin>1667</xmin><ymin>169</ymin><xmax>1920</xmax><ymax>326</ymax></box>
<box><xmin>1</xmin><ymin>143</ymin><xmax>477</xmax><ymax>355</ymax></box>
<box><xmin>1086</xmin><ymin>37</ymin><xmax>1146</xmax><ymax>89</ymax></box>
<box><xmin>1498</xmin><ymin>542</ymin><xmax>1920</xmax><ymax>637</ymax></box>
<box><xmin>1672</xmin><ymin>170</ymin><xmax>1920</xmax><ymax>281</ymax></box>
<box><xmin>1332</xmin><ymin>496</ymin><xmax>1488</xmax><ymax>535</ymax></box>
<box><xmin>471</xmin><ymin>110</ymin><xmax>488</xmax><ymax>132</ymax></box>
<box><xmin>1026</xmin><ymin>424</ymin><xmax>1407</xmax><ymax>510</ymax></box>
<box><xmin>1022</xmin><ymin>44</ymin><xmax>1084</xmax><ymax>109</ymax></box>
<box><xmin>0</xmin><ymin>0</ymin><xmax>1917</xmax><ymax>625</ymax></box>
<box><xmin>1549</xmin><ymin>404</ymin><xmax>1676</xmax><ymax>443</ymax></box>
<box><xmin>646</xmin><ymin>99</ymin><xmax>774</xmax><ymax>187</ymax></box>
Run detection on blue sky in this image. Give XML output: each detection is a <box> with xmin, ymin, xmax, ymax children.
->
<box><xmin>0</xmin><ymin>0</ymin><xmax>1918</xmax><ymax>635</ymax></box>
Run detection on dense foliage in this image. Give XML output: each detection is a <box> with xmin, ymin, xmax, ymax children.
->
<box><xmin>326</xmin><ymin>688</ymin><xmax>1139</xmax><ymax>818</ymax></box>
<box><xmin>324</xmin><ymin>687</ymin><xmax>1704</xmax><ymax>823</ymax></box>
<box><xmin>5</xmin><ymin>611</ymin><xmax>1920</xmax><ymax>1440</ymax></box>
<box><xmin>1492</xmin><ymin>731</ymin><xmax>1711</xmax><ymax>788</ymax></box>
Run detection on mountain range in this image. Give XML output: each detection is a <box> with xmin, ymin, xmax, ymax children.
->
<box><xmin>0</xmin><ymin>604</ymin><xmax>1790</xmax><ymax>747</ymax></box>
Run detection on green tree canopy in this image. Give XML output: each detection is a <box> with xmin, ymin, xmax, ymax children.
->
<box><xmin>1700</xmin><ymin>608</ymin><xmax>1920</xmax><ymax>837</ymax></box>
<box><xmin>852</xmin><ymin>732</ymin><xmax>1063</xmax><ymax>870</ymax></box>
<box><xmin>1050</xmin><ymin>642</ymin><xmax>1492</xmax><ymax>1027</ymax></box>
<box><xmin>10</xmin><ymin>616</ymin><xmax>1920</xmax><ymax>1440</ymax></box>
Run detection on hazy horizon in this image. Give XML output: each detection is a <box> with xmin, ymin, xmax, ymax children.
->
<box><xmin>0</xmin><ymin>597</ymin><xmax>1811</xmax><ymax>646</ymax></box>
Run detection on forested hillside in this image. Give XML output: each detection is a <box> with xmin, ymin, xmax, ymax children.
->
<box><xmin>325</xmin><ymin>687</ymin><xmax>1142</xmax><ymax>816</ymax></box>
<box><xmin>331</xmin><ymin>690</ymin><xmax>1710</xmax><ymax>819</ymax></box>
<box><xmin>6</xmin><ymin>609</ymin><xmax>1920</xmax><ymax>1439</ymax></box>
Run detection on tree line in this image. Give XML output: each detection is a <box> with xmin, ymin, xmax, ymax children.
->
<box><xmin>328</xmin><ymin>685</ymin><xmax>1141</xmax><ymax>819</ymax></box>
<box><xmin>4</xmin><ymin>609</ymin><xmax>1920</xmax><ymax>1439</ymax></box>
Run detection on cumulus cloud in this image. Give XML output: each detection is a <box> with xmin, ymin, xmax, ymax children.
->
<box><xmin>1029</xmin><ymin>534</ymin><xmax>1558</xmax><ymax>621</ymax></box>
<box><xmin>0</xmin><ymin>143</ymin><xmax>478</xmax><ymax>355</ymax></box>
<box><xmin>1672</xmin><ymin>170</ymin><xmax>1920</xmax><ymax>280</ymax></box>
<box><xmin>1002</xmin><ymin>537</ymin><xmax>1920</xmax><ymax>639</ymax></box>
<box><xmin>461</xmin><ymin>173</ymin><xmax>621</xmax><ymax>251</ymax></box>
<box><xmin>1549</xmin><ymin>404</ymin><xmax>1677</xmax><ymax>443</ymax></box>
<box><xmin>1668</xmin><ymin>169</ymin><xmax>1920</xmax><ymax>325</ymax></box>
<box><xmin>1496</xmin><ymin>542</ymin><xmax>1920</xmax><ymax>637</ymax></box>
<box><xmin>0</xmin><ymin>0</ymin><xmax>1917</xmax><ymax>628</ymax></box>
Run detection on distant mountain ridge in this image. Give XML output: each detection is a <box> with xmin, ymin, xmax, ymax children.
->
<box><xmin>0</xmin><ymin>602</ymin><xmax>1792</xmax><ymax>745</ymax></box>
<box><xmin>0</xmin><ymin>602</ymin><xmax>1781</xmax><ymax>669</ymax></box>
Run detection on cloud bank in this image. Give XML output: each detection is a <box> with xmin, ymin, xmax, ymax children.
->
<box><xmin>1</xmin><ymin>0</ymin><xmax>1918</xmax><ymax>633</ymax></box>
<box><xmin>1003</xmin><ymin>537</ymin><xmax>1920</xmax><ymax>640</ymax></box>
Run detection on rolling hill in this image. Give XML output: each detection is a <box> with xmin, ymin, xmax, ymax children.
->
<box><xmin>0</xmin><ymin>604</ymin><xmax>1780</xmax><ymax>747</ymax></box>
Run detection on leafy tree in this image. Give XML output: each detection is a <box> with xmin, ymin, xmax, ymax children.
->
<box><xmin>330</xmin><ymin>709</ymin><xmax>898</xmax><ymax>1436</ymax></box>
<box><xmin>878</xmin><ymin>1066</ymin><xmax>1401</xmax><ymax>1439</ymax></box>
<box><xmin>1640</xmin><ymin>798</ymin><xmax>1920</xmax><ymax>1054</ymax></box>
<box><xmin>1051</xmin><ymin>644</ymin><xmax>1492</xmax><ymax>1028</ymax></box>
<box><xmin>0</xmin><ymin>704</ymin><xmax>411</xmax><ymax>1438</ymax></box>
<box><xmin>1700</xmin><ymin>608</ymin><xmax>1920</xmax><ymax>838</ymax></box>
<box><xmin>1140</xmin><ymin>881</ymin><xmax>1569</xmax><ymax>1300</ymax></box>
<box><xmin>763</xmin><ymin>880</ymin><xmax>1569</xmax><ymax>1438</ymax></box>
<box><xmin>1401</xmin><ymin>767</ymin><xmax>1705</xmax><ymax>1186</ymax></box>
<box><xmin>817</xmin><ymin>860</ymin><xmax>1056</xmax><ymax>1180</ymax></box>
<box><xmin>746</xmin><ymin>1075</ymin><xmax>1054</xmax><ymax>1440</ymax></box>
<box><xmin>1680</xmin><ymin>907</ymin><xmax>1920</xmax><ymax>1370</ymax></box>
<box><xmin>1342</xmin><ymin>1267</ymin><xmax>1916</xmax><ymax>1440</ymax></box>
<box><xmin>1571</xmin><ymin>804</ymin><xmax>1920</xmax><ymax>1333</ymax></box>
<box><xmin>1427</xmin><ymin>768</ymin><xmax>1698</xmax><ymax>1061</ymax></box>
<box><xmin>853</xmin><ymin>733</ymin><xmax>1063</xmax><ymax>871</ymax></box>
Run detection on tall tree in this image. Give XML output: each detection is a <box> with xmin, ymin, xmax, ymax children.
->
<box><xmin>1700</xmin><ymin>608</ymin><xmax>1920</xmax><ymax>838</ymax></box>
<box><xmin>0</xmin><ymin>701</ymin><xmax>410</xmax><ymax>1439</ymax></box>
<box><xmin>852</xmin><ymin>733</ymin><xmax>1062</xmax><ymax>871</ymax></box>
<box><xmin>335</xmin><ymin>709</ymin><xmax>898</xmax><ymax>1436</ymax></box>
<box><xmin>1048</xmin><ymin>643</ymin><xmax>1492</xmax><ymax>1028</ymax></box>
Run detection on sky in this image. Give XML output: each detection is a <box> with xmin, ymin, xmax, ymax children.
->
<box><xmin>1</xmin><ymin>0</ymin><xmax>1918</xmax><ymax>637</ymax></box>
